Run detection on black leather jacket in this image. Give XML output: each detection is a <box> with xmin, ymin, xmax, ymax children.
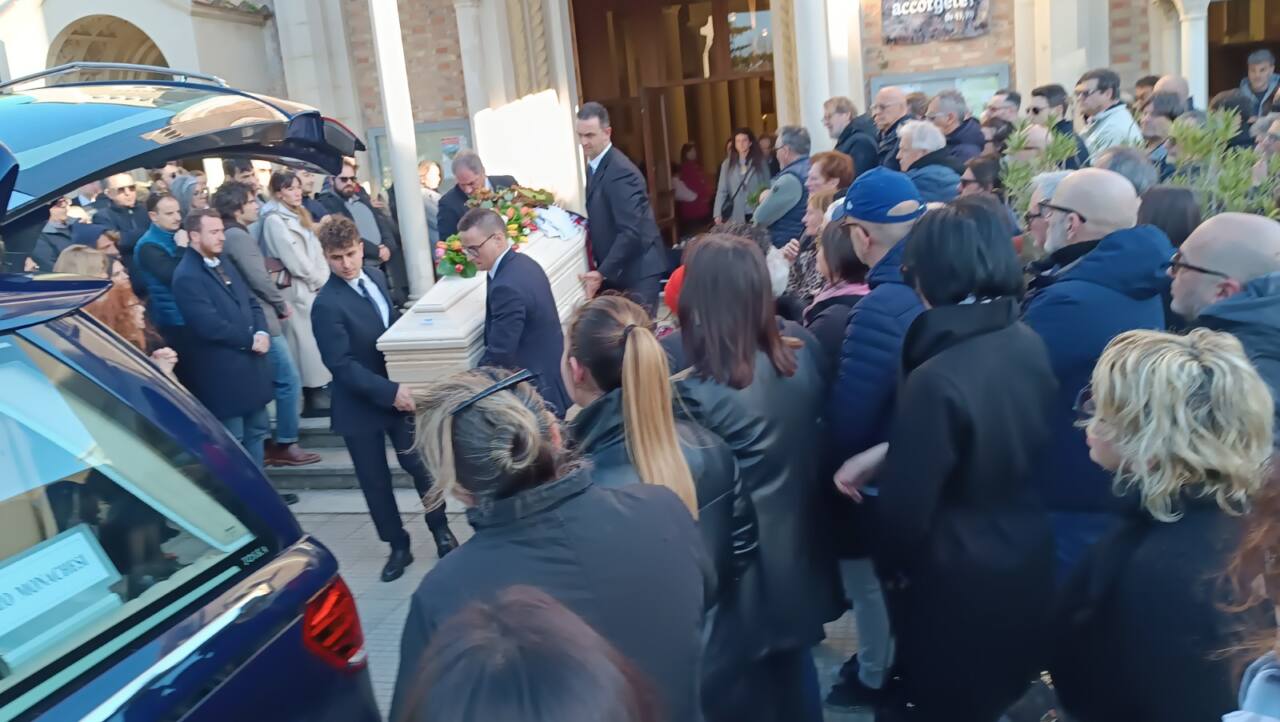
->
<box><xmin>674</xmin><ymin>331</ymin><xmax>845</xmax><ymax>656</ymax></box>
<box><xmin>570</xmin><ymin>388</ymin><xmax>757</xmax><ymax>597</ymax></box>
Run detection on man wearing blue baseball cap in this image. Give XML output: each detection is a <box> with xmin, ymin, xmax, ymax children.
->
<box><xmin>824</xmin><ymin>166</ymin><xmax>927</xmax><ymax>711</ymax></box>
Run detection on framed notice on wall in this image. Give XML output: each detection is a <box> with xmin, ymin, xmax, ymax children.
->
<box><xmin>882</xmin><ymin>0</ymin><xmax>991</xmax><ymax>45</ymax></box>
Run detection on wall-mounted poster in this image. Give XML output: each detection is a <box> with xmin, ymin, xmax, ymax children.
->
<box><xmin>883</xmin><ymin>0</ymin><xmax>991</xmax><ymax>45</ymax></box>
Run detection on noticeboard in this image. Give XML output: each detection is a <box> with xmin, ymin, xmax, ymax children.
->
<box><xmin>882</xmin><ymin>0</ymin><xmax>991</xmax><ymax>45</ymax></box>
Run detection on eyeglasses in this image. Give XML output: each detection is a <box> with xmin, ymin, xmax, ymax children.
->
<box><xmin>1040</xmin><ymin>202</ymin><xmax>1088</xmax><ymax>224</ymax></box>
<box><xmin>450</xmin><ymin>369</ymin><xmax>535</xmax><ymax>416</ymax></box>
<box><xmin>1073</xmin><ymin>385</ymin><xmax>1096</xmax><ymax>423</ymax></box>
<box><xmin>1074</xmin><ymin>87</ymin><xmax>1102</xmax><ymax>99</ymax></box>
<box><xmin>1023</xmin><ymin>208</ymin><xmax>1044</xmax><ymax>226</ymax></box>
<box><xmin>461</xmin><ymin>232</ymin><xmax>502</xmax><ymax>259</ymax></box>
<box><xmin>1165</xmin><ymin>251</ymin><xmax>1231</xmax><ymax>279</ymax></box>
<box><xmin>336</xmin><ymin>175</ymin><xmax>357</xmax><ymax>183</ymax></box>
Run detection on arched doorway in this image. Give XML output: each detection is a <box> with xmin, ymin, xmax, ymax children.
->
<box><xmin>46</xmin><ymin>15</ymin><xmax>167</xmax><ymax>80</ymax></box>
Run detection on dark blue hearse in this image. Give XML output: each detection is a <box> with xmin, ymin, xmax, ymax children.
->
<box><xmin>0</xmin><ymin>63</ymin><xmax>381</xmax><ymax>722</ymax></box>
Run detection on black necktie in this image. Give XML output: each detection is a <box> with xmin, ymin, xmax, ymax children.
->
<box><xmin>358</xmin><ymin>278</ymin><xmax>386</xmax><ymax>328</ymax></box>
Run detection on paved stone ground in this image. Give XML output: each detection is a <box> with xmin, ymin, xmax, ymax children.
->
<box><xmin>295</xmin><ymin>490</ymin><xmax>871</xmax><ymax>721</ymax></box>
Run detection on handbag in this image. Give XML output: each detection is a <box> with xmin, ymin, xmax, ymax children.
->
<box><xmin>264</xmin><ymin>256</ymin><xmax>292</xmax><ymax>289</ymax></box>
<box><xmin>252</xmin><ymin>210</ymin><xmax>292</xmax><ymax>289</ymax></box>
<box><xmin>720</xmin><ymin>163</ymin><xmax>753</xmax><ymax>220</ymax></box>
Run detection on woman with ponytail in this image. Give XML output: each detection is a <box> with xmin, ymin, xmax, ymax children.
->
<box><xmin>563</xmin><ymin>294</ymin><xmax>759</xmax><ymax>721</ymax></box>
<box><xmin>391</xmin><ymin>368</ymin><xmax>706</xmax><ymax>722</ymax></box>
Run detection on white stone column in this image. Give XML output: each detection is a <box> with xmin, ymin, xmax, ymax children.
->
<box><xmin>368</xmin><ymin>0</ymin><xmax>433</xmax><ymax>298</ymax></box>
<box><xmin>453</xmin><ymin>0</ymin><xmax>489</xmax><ymax>150</ymax></box>
<box><xmin>793</xmin><ymin>0</ymin><xmax>832</xmax><ymax>151</ymax></box>
<box><xmin>1175</xmin><ymin>0</ymin><xmax>1212</xmax><ymax>109</ymax></box>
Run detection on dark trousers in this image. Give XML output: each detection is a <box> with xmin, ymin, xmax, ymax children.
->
<box><xmin>603</xmin><ymin>274</ymin><xmax>663</xmax><ymax>317</ymax></box>
<box><xmin>343</xmin><ymin>415</ymin><xmax>446</xmax><ymax>550</ymax></box>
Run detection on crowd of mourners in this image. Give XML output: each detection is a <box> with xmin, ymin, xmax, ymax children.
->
<box><xmin>22</xmin><ymin>52</ymin><xmax>1280</xmax><ymax>722</ymax></box>
<box><xmin>383</xmin><ymin>58</ymin><xmax>1280</xmax><ymax>722</ymax></box>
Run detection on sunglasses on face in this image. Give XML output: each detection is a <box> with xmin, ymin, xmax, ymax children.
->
<box><xmin>336</xmin><ymin>175</ymin><xmax>357</xmax><ymax>183</ymax></box>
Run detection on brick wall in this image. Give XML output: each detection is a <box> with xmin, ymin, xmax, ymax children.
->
<box><xmin>341</xmin><ymin>0</ymin><xmax>469</xmax><ymax>130</ymax></box>
<box><xmin>1108</xmin><ymin>0</ymin><xmax>1153</xmax><ymax>87</ymax></box>
<box><xmin>861</xmin><ymin>0</ymin><xmax>1018</xmax><ymax>86</ymax></box>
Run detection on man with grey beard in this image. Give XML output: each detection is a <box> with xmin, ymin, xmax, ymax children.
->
<box><xmin>1021</xmin><ymin>168</ymin><xmax>1173</xmax><ymax>579</ymax></box>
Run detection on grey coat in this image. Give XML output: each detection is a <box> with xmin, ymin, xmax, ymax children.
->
<box><xmin>222</xmin><ymin>221</ymin><xmax>290</xmax><ymax>336</ymax></box>
<box><xmin>713</xmin><ymin>157</ymin><xmax>770</xmax><ymax>223</ymax></box>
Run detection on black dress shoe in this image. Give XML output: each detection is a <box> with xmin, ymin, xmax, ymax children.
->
<box><xmin>381</xmin><ymin>547</ymin><xmax>414</xmax><ymax>582</ymax></box>
<box><xmin>432</xmin><ymin>526</ymin><xmax>459</xmax><ymax>558</ymax></box>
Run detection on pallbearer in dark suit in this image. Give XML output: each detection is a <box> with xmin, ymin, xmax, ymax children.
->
<box><xmin>575</xmin><ymin>102</ymin><xmax>669</xmax><ymax>313</ymax></box>
<box><xmin>458</xmin><ymin>208</ymin><xmax>573</xmax><ymax>417</ymax></box>
<box><xmin>436</xmin><ymin>149</ymin><xmax>517</xmax><ymax>241</ymax></box>
<box><xmin>311</xmin><ymin>216</ymin><xmax>458</xmax><ymax>582</ymax></box>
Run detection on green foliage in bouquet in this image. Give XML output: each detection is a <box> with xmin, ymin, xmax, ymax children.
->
<box><xmin>468</xmin><ymin>185</ymin><xmax>556</xmax><ymax>245</ymax></box>
<box><xmin>435</xmin><ymin>235</ymin><xmax>477</xmax><ymax>278</ymax></box>
<box><xmin>1165</xmin><ymin>109</ymin><xmax>1280</xmax><ymax>218</ymax></box>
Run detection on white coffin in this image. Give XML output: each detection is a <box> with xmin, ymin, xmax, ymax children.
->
<box><xmin>377</xmin><ymin>222</ymin><xmax>588</xmax><ymax>385</ymax></box>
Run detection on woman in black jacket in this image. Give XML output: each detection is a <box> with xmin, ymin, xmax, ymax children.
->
<box><xmin>392</xmin><ymin>368</ymin><xmax>707</xmax><ymax>722</ymax></box>
<box><xmin>674</xmin><ymin>233</ymin><xmax>843</xmax><ymax>722</ymax></box>
<box><xmin>802</xmin><ymin>220</ymin><xmax>869</xmax><ymax>368</ymax></box>
<box><xmin>837</xmin><ymin>196</ymin><xmax>1057</xmax><ymax>721</ymax></box>
<box><xmin>563</xmin><ymin>294</ymin><xmax>759</xmax><ymax>720</ymax></box>
<box><xmin>1052</xmin><ymin>328</ymin><xmax>1276</xmax><ymax>722</ymax></box>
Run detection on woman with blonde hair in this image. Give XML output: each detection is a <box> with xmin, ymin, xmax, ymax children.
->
<box><xmin>262</xmin><ymin>170</ymin><xmax>332</xmax><ymax>413</ymax></box>
<box><xmin>562</xmin><ymin>294</ymin><xmax>758</xmax><ymax>720</ymax></box>
<box><xmin>391</xmin><ymin>368</ymin><xmax>706</xmax><ymax>722</ymax></box>
<box><xmin>778</xmin><ymin>188</ymin><xmax>837</xmax><ymax>313</ymax></box>
<box><xmin>1052</xmin><ymin>328</ymin><xmax>1275</xmax><ymax>722</ymax></box>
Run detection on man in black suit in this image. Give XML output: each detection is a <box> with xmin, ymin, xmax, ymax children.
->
<box><xmin>458</xmin><ymin>208</ymin><xmax>572</xmax><ymax>417</ymax></box>
<box><xmin>437</xmin><ymin>150</ymin><xmax>517</xmax><ymax>241</ymax></box>
<box><xmin>171</xmin><ymin>209</ymin><xmax>274</xmax><ymax>467</ymax></box>
<box><xmin>575</xmin><ymin>102</ymin><xmax>668</xmax><ymax>313</ymax></box>
<box><xmin>312</xmin><ymin>216</ymin><xmax>458</xmax><ymax>582</ymax></box>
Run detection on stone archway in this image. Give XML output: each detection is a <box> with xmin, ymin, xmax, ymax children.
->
<box><xmin>46</xmin><ymin>15</ymin><xmax>167</xmax><ymax>80</ymax></box>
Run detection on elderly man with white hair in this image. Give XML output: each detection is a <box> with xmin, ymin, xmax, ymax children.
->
<box><xmin>927</xmin><ymin>89</ymin><xmax>985</xmax><ymax>163</ymax></box>
<box><xmin>896</xmin><ymin>119</ymin><xmax>964</xmax><ymax>203</ymax></box>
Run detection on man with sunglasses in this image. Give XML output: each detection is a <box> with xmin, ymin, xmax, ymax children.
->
<box><xmin>1021</xmin><ymin>168</ymin><xmax>1173</xmax><ymax>579</ymax></box>
<box><xmin>316</xmin><ymin>157</ymin><xmax>408</xmax><ymax>305</ymax></box>
<box><xmin>1170</xmin><ymin>213</ymin><xmax>1280</xmax><ymax>446</ymax></box>
<box><xmin>458</xmin><ymin>208</ymin><xmax>571</xmax><ymax>417</ymax></box>
<box><xmin>1076</xmin><ymin>68</ymin><xmax>1144</xmax><ymax>162</ymax></box>
<box><xmin>1029</xmin><ymin>84</ymin><xmax>1089</xmax><ymax>169</ymax></box>
<box><xmin>311</xmin><ymin>215</ymin><xmax>458</xmax><ymax>582</ymax></box>
<box><xmin>98</xmin><ymin>172</ymin><xmax>151</xmax><ymax>268</ymax></box>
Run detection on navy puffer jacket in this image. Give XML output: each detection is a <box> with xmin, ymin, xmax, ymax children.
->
<box><xmin>828</xmin><ymin>238</ymin><xmax>925</xmax><ymax>457</ymax></box>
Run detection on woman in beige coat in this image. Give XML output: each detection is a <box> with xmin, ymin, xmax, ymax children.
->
<box><xmin>261</xmin><ymin>171</ymin><xmax>332</xmax><ymax>397</ymax></box>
